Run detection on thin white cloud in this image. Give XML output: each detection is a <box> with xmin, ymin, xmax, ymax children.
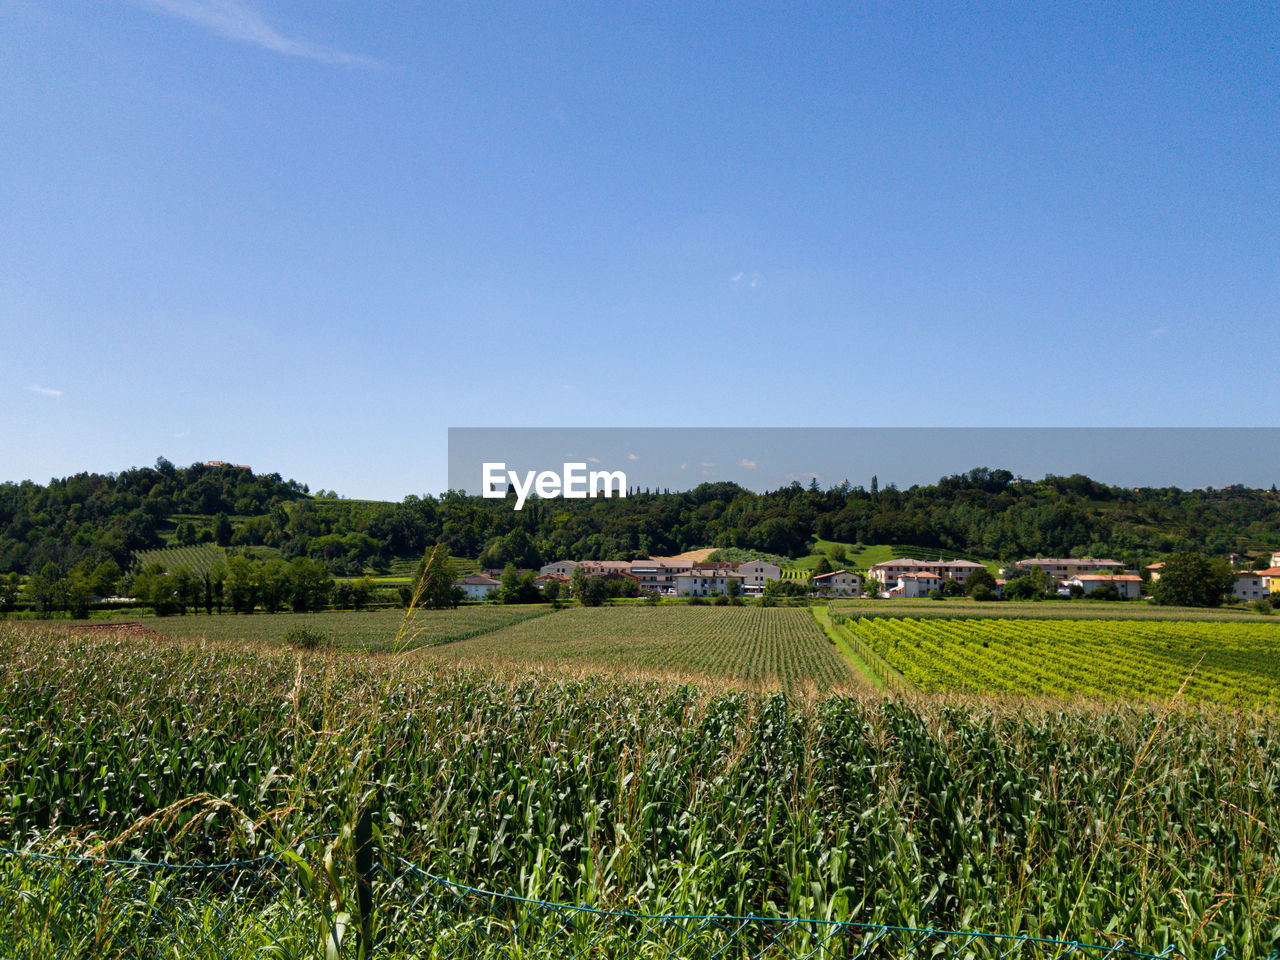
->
<box><xmin>586</xmin><ymin>456</ymin><xmax>601</xmax><ymax>464</ymax></box>
<box><xmin>700</xmin><ymin>461</ymin><xmax>716</xmax><ymax>468</ymax></box>
<box><xmin>626</xmin><ymin>452</ymin><xmax>639</xmax><ymax>461</ymax></box>
<box><xmin>26</xmin><ymin>384</ymin><xmax>63</xmax><ymax>398</ymax></box>
<box><xmin>174</xmin><ymin>431</ymin><xmax>190</xmax><ymax>439</ymax></box>
<box><xmin>738</xmin><ymin>458</ymin><xmax>758</xmax><ymax>470</ymax></box>
<box><xmin>1149</xmin><ymin>326</ymin><xmax>1168</xmax><ymax>340</ymax></box>
<box><xmin>679</xmin><ymin>463</ymin><xmax>688</xmax><ymax>470</ymax></box>
<box><xmin>138</xmin><ymin>0</ymin><xmax>380</xmax><ymax>67</ymax></box>
<box><xmin>730</xmin><ymin>272</ymin><xmax>744</xmax><ymax>283</ymax></box>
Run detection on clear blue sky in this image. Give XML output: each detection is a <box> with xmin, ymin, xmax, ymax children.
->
<box><xmin>3</xmin><ymin>1</ymin><xmax>1277</xmax><ymax>500</ymax></box>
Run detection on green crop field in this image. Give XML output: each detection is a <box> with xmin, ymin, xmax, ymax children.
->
<box><xmin>832</xmin><ymin>598</ymin><xmax>1278</xmax><ymax>621</ymax></box>
<box><xmin>424</xmin><ymin>605</ymin><xmax>857</xmax><ymax>691</ymax></box>
<box><xmin>849</xmin><ymin>616</ymin><xmax>1280</xmax><ymax>707</ymax></box>
<box><xmin>131</xmin><ymin>543</ymin><xmax>227</xmax><ymax>576</ymax></box>
<box><xmin>142</xmin><ymin>605</ymin><xmax>552</xmax><ymax>651</ymax></box>
<box><xmin>2</xmin><ymin>623</ymin><xmax>1278</xmax><ymax>956</ymax></box>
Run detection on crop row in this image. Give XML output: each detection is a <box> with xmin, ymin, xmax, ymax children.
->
<box><xmin>425</xmin><ymin>605</ymin><xmax>855</xmax><ymax>690</ymax></box>
<box><xmin>850</xmin><ymin>616</ymin><xmax>1280</xmax><ymax>706</ymax></box>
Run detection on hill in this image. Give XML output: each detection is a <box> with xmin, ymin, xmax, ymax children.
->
<box><xmin>4</xmin><ymin>461</ymin><xmax>1280</xmax><ymax>578</ymax></box>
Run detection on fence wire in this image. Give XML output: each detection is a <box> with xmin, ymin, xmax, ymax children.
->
<box><xmin>0</xmin><ymin>843</ymin><xmax>1267</xmax><ymax>960</ymax></box>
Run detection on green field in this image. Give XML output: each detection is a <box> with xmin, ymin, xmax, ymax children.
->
<box><xmin>131</xmin><ymin>543</ymin><xmax>227</xmax><ymax>576</ymax></box>
<box><xmin>424</xmin><ymin>605</ymin><xmax>857</xmax><ymax>691</ymax></box>
<box><xmin>850</xmin><ymin>616</ymin><xmax>1280</xmax><ymax>707</ymax></box>
<box><xmin>143</xmin><ymin>605</ymin><xmax>552</xmax><ymax>651</ymax></box>
<box><xmin>2</xmin><ymin>623</ymin><xmax>1278</xmax><ymax>955</ymax></box>
<box><xmin>833</xmin><ymin>598</ymin><xmax>1278</xmax><ymax>621</ymax></box>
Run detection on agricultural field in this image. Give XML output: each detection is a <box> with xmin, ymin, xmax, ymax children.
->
<box><xmin>143</xmin><ymin>605</ymin><xmax>552</xmax><ymax>651</ymax></box>
<box><xmin>850</xmin><ymin>615</ymin><xmax>1280</xmax><ymax>707</ymax></box>
<box><xmin>1</xmin><ymin>623</ymin><xmax>1278</xmax><ymax>955</ymax></box>
<box><xmin>425</xmin><ymin>605</ymin><xmax>857</xmax><ymax>691</ymax></box>
<box><xmin>831</xmin><ymin>597</ymin><xmax>1280</xmax><ymax>622</ymax></box>
<box><xmin>131</xmin><ymin>543</ymin><xmax>227</xmax><ymax>577</ymax></box>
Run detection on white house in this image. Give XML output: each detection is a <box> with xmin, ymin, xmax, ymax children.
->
<box><xmin>1271</xmin><ymin>551</ymin><xmax>1280</xmax><ymax>567</ymax></box>
<box><xmin>811</xmin><ymin>569</ymin><xmax>863</xmax><ymax>596</ymax></box>
<box><xmin>1258</xmin><ymin>567</ymin><xmax>1280</xmax><ymax>593</ymax></box>
<box><xmin>629</xmin><ymin>559</ymin><xmax>694</xmax><ymax>595</ymax></box>
<box><xmin>1233</xmin><ymin>571</ymin><xmax>1269</xmax><ymax>601</ymax></box>
<box><xmin>737</xmin><ymin>559</ymin><xmax>782</xmax><ymax>596</ymax></box>
<box><xmin>674</xmin><ymin>571</ymin><xmax>744</xmax><ymax>597</ymax></box>
<box><xmin>454</xmin><ymin>573</ymin><xmax>501</xmax><ymax>600</ymax></box>
<box><xmin>1016</xmin><ymin>557</ymin><xmax>1126</xmax><ymax>578</ymax></box>
<box><xmin>868</xmin><ymin>558</ymin><xmax>987</xmax><ymax>587</ymax></box>
<box><xmin>1066</xmin><ymin>574</ymin><xmax>1142</xmax><ymax>599</ymax></box>
<box><xmin>539</xmin><ymin>560</ymin><xmax>579</xmax><ymax>578</ymax></box>
<box><xmin>887</xmin><ymin>573</ymin><xmax>943</xmax><ymax>598</ymax></box>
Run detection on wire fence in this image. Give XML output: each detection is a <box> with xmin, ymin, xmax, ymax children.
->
<box><xmin>0</xmin><ymin>840</ymin><xmax>1268</xmax><ymax>960</ymax></box>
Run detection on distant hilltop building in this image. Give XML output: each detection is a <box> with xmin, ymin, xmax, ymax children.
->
<box><xmin>204</xmin><ymin>461</ymin><xmax>251</xmax><ymax>469</ymax></box>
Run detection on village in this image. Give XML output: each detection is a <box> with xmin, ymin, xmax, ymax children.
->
<box><xmin>452</xmin><ymin>552</ymin><xmax>1280</xmax><ymax>602</ymax></box>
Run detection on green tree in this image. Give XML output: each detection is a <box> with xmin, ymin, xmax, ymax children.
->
<box><xmin>414</xmin><ymin>544</ymin><xmax>460</xmax><ymax>609</ymax></box>
<box><xmin>212</xmin><ymin>512</ymin><xmax>233</xmax><ymax>547</ymax></box>
<box><xmin>172</xmin><ymin>568</ymin><xmax>199</xmax><ymax>615</ymax></box>
<box><xmin>1089</xmin><ymin>581</ymin><xmax>1121</xmax><ymax>601</ymax></box>
<box><xmin>812</xmin><ymin>556</ymin><xmax>834</xmax><ymax>577</ymax></box>
<box><xmin>725</xmin><ymin>576</ymin><xmax>742</xmax><ymax>599</ymax></box>
<box><xmin>225</xmin><ymin>556</ymin><xmax>259</xmax><ymax>614</ymax></box>
<box><xmin>65</xmin><ymin>567</ymin><xmax>94</xmax><ymax>620</ymax></box>
<box><xmin>28</xmin><ymin>562</ymin><xmax>65</xmax><ymax>617</ymax></box>
<box><xmin>940</xmin><ymin>577</ymin><xmax>963</xmax><ymax>597</ymax></box>
<box><xmin>965</xmin><ymin>568</ymin><xmax>997</xmax><ymax>596</ymax></box>
<box><xmin>1153</xmin><ymin>553</ymin><xmax>1235</xmax><ymax>607</ymax></box>
<box><xmin>259</xmin><ymin>559</ymin><xmax>291</xmax><ymax>613</ymax></box>
<box><xmin>500</xmin><ymin>562</ymin><xmax>521</xmax><ymax>603</ymax></box>
<box><xmin>542</xmin><ymin>579</ymin><xmax>560</xmax><ymax>602</ymax></box>
<box><xmin>349</xmin><ymin>576</ymin><xmax>375</xmax><ymax>611</ymax></box>
<box><xmin>570</xmin><ymin>566</ymin><xmax>588</xmax><ymax>601</ymax></box>
<box><xmin>288</xmin><ymin>557</ymin><xmax>333</xmax><ymax>613</ymax></box>
<box><xmin>90</xmin><ymin>560</ymin><xmax>122</xmax><ymax>598</ymax></box>
<box><xmin>202</xmin><ymin>563</ymin><xmax>226</xmax><ymax>615</ymax></box>
<box><xmin>581</xmin><ymin>576</ymin><xmax>608</xmax><ymax>607</ymax></box>
<box><xmin>0</xmin><ymin>573</ymin><xmax>20</xmax><ymax>613</ymax></box>
<box><xmin>132</xmin><ymin>563</ymin><xmax>180</xmax><ymax>616</ymax></box>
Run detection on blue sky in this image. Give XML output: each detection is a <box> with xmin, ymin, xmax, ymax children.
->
<box><xmin>3</xmin><ymin>1</ymin><xmax>1277</xmax><ymax>500</ymax></box>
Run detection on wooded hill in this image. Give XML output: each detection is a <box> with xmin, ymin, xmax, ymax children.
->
<box><xmin>3</xmin><ymin>462</ymin><xmax>1279</xmax><ymax>577</ymax></box>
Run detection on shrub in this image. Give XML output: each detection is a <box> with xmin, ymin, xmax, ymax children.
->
<box><xmin>688</xmin><ymin>596</ymin><xmax>706</xmax><ymax>606</ymax></box>
<box><xmin>282</xmin><ymin>626</ymin><xmax>328</xmax><ymax>650</ymax></box>
<box><xmin>970</xmin><ymin>584</ymin><xmax>996</xmax><ymax>602</ymax></box>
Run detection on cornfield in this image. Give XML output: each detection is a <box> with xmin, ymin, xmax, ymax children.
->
<box><xmin>2</xmin><ymin>623</ymin><xmax>1278</xmax><ymax>955</ymax></box>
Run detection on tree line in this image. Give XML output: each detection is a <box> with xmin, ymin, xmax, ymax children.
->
<box><xmin>4</xmin><ymin>462</ymin><xmax>1280</xmax><ymax>582</ymax></box>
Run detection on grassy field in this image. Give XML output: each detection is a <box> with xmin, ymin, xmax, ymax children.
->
<box><xmin>142</xmin><ymin>605</ymin><xmax>552</xmax><ymax>651</ymax></box>
<box><xmin>849</xmin><ymin>616</ymin><xmax>1280</xmax><ymax>707</ymax></box>
<box><xmin>424</xmin><ymin>605</ymin><xmax>857</xmax><ymax>691</ymax></box>
<box><xmin>2</xmin><ymin>623</ymin><xmax>1278</xmax><ymax>956</ymax></box>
